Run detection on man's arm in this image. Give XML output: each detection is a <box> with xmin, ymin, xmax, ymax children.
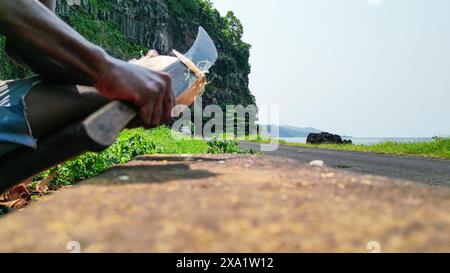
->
<box><xmin>0</xmin><ymin>0</ymin><xmax>174</xmax><ymax>127</ymax></box>
<box><xmin>5</xmin><ymin>0</ymin><xmax>88</xmax><ymax>83</ymax></box>
<box><xmin>0</xmin><ymin>0</ymin><xmax>106</xmax><ymax>85</ymax></box>
<box><xmin>5</xmin><ymin>0</ymin><xmax>54</xmax><ymax>68</ymax></box>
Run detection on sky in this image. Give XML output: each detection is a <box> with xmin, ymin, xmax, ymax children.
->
<box><xmin>210</xmin><ymin>0</ymin><xmax>450</xmax><ymax>137</ymax></box>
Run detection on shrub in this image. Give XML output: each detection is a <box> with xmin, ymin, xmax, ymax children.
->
<box><xmin>207</xmin><ymin>138</ymin><xmax>244</xmax><ymax>154</ymax></box>
<box><xmin>48</xmin><ymin>126</ymin><xmax>209</xmax><ymax>186</ymax></box>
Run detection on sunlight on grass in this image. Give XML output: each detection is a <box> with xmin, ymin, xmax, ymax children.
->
<box><xmin>34</xmin><ymin>127</ymin><xmax>243</xmax><ymax>187</ymax></box>
<box><xmin>252</xmin><ymin>137</ymin><xmax>450</xmax><ymax>160</ymax></box>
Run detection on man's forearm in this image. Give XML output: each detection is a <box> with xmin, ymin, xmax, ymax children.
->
<box><xmin>0</xmin><ymin>0</ymin><xmax>109</xmax><ymax>85</ymax></box>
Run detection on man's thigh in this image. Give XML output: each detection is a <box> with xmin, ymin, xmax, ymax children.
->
<box><xmin>0</xmin><ymin>79</ymin><xmax>107</xmax><ymax>157</ymax></box>
<box><xmin>25</xmin><ymin>82</ymin><xmax>108</xmax><ymax>138</ymax></box>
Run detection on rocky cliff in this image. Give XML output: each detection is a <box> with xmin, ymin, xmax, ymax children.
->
<box><xmin>0</xmin><ymin>0</ymin><xmax>256</xmax><ymax>109</ymax></box>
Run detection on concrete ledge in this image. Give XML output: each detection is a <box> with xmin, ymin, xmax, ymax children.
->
<box><xmin>0</xmin><ymin>155</ymin><xmax>449</xmax><ymax>252</ymax></box>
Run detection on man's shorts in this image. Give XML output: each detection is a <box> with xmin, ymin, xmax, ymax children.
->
<box><xmin>0</xmin><ymin>77</ymin><xmax>41</xmax><ymax>157</ymax></box>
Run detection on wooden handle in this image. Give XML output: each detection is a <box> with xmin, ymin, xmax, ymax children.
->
<box><xmin>82</xmin><ymin>101</ymin><xmax>137</xmax><ymax>148</ymax></box>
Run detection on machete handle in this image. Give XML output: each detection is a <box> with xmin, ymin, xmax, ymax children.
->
<box><xmin>82</xmin><ymin>101</ymin><xmax>137</xmax><ymax>151</ymax></box>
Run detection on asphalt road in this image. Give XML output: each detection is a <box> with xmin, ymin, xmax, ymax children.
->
<box><xmin>239</xmin><ymin>142</ymin><xmax>450</xmax><ymax>186</ymax></box>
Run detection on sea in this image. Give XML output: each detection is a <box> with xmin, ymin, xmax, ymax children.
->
<box><xmin>280</xmin><ymin>137</ymin><xmax>434</xmax><ymax>145</ymax></box>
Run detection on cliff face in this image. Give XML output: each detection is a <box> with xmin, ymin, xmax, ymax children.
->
<box><xmin>0</xmin><ymin>0</ymin><xmax>256</xmax><ymax>109</ymax></box>
<box><xmin>56</xmin><ymin>0</ymin><xmax>176</xmax><ymax>53</ymax></box>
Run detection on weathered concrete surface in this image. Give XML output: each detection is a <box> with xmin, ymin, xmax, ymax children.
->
<box><xmin>0</xmin><ymin>155</ymin><xmax>449</xmax><ymax>253</ymax></box>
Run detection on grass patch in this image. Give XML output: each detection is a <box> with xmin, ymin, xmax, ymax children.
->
<box><xmin>218</xmin><ymin>133</ymin><xmax>289</xmax><ymax>145</ymax></box>
<box><xmin>207</xmin><ymin>138</ymin><xmax>246</xmax><ymax>154</ymax></box>
<box><xmin>34</xmin><ymin>127</ymin><xmax>243</xmax><ymax>187</ymax></box>
<box><xmin>251</xmin><ymin>136</ymin><xmax>450</xmax><ymax>160</ymax></box>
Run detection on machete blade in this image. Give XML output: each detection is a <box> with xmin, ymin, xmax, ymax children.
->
<box><xmin>164</xmin><ymin>27</ymin><xmax>218</xmax><ymax>98</ymax></box>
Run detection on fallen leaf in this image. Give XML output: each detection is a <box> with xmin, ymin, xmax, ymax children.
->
<box><xmin>0</xmin><ymin>199</ymin><xmax>29</xmax><ymax>210</ymax></box>
<box><xmin>7</xmin><ymin>183</ymin><xmax>30</xmax><ymax>201</ymax></box>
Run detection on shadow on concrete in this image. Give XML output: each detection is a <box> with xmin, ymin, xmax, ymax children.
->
<box><xmin>83</xmin><ymin>163</ymin><xmax>217</xmax><ymax>186</ymax></box>
<box><xmin>133</xmin><ymin>156</ymin><xmax>225</xmax><ymax>162</ymax></box>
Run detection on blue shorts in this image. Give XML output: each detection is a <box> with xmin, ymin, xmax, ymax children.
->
<box><xmin>0</xmin><ymin>77</ymin><xmax>41</xmax><ymax>156</ymax></box>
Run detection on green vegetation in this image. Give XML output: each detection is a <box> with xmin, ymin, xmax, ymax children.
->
<box><xmin>68</xmin><ymin>7</ymin><xmax>147</xmax><ymax>60</ymax></box>
<box><xmin>220</xmin><ymin>133</ymin><xmax>288</xmax><ymax>145</ymax></box>
<box><xmin>0</xmin><ymin>37</ymin><xmax>34</xmax><ymax>80</ymax></box>
<box><xmin>207</xmin><ymin>138</ymin><xmax>245</xmax><ymax>154</ymax></box>
<box><xmin>253</xmin><ymin>137</ymin><xmax>450</xmax><ymax>160</ymax></box>
<box><xmin>33</xmin><ymin>127</ymin><xmax>243</xmax><ymax>187</ymax></box>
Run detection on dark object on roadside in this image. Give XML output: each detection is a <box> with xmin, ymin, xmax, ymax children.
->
<box><xmin>307</xmin><ymin>132</ymin><xmax>352</xmax><ymax>145</ymax></box>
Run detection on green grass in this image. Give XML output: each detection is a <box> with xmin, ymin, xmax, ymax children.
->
<box><xmin>207</xmin><ymin>138</ymin><xmax>246</xmax><ymax>154</ymax></box>
<box><xmin>252</xmin><ymin>136</ymin><xmax>450</xmax><ymax>160</ymax></box>
<box><xmin>218</xmin><ymin>133</ymin><xmax>289</xmax><ymax>145</ymax></box>
<box><xmin>34</xmin><ymin>127</ymin><xmax>243</xmax><ymax>187</ymax></box>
